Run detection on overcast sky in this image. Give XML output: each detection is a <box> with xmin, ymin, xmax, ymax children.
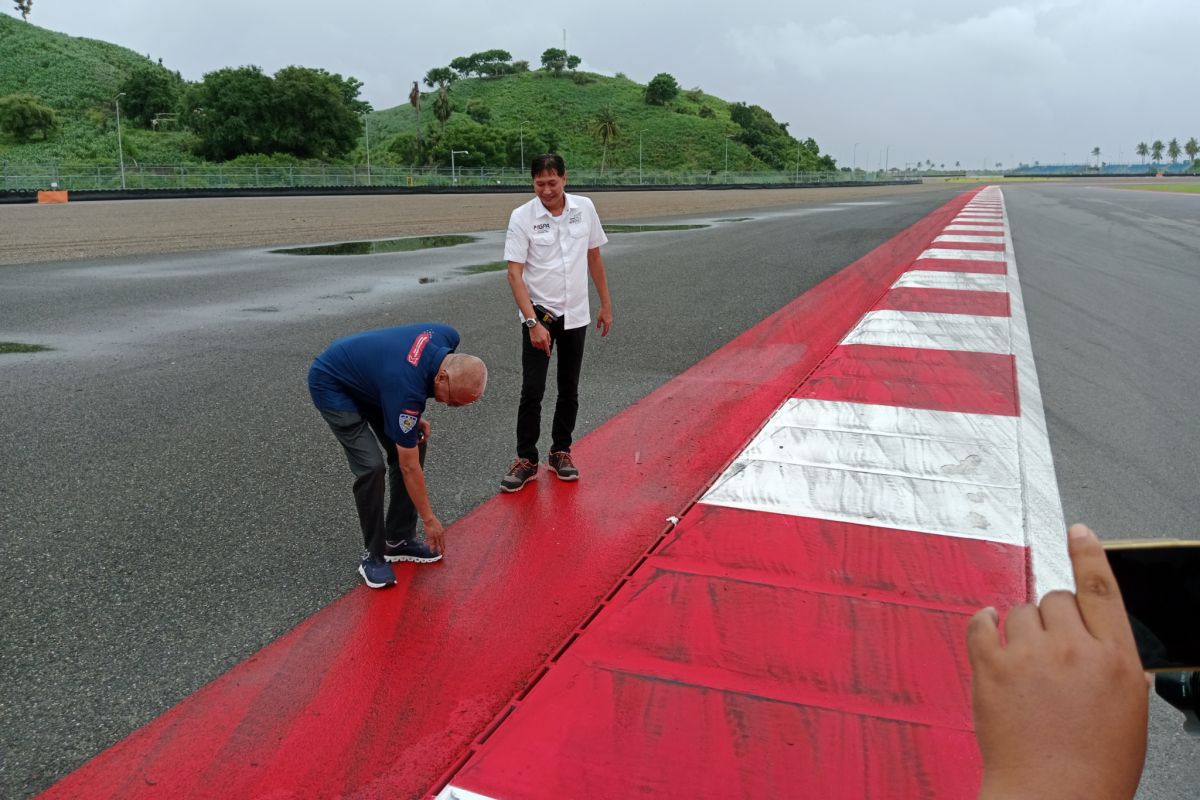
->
<box><xmin>14</xmin><ymin>0</ymin><xmax>1199</xmax><ymax>168</ymax></box>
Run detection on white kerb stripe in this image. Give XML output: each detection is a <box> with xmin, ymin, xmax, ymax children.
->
<box><xmin>919</xmin><ymin>248</ymin><xmax>1007</xmax><ymax>262</ymax></box>
<box><xmin>841</xmin><ymin>309</ymin><xmax>1012</xmax><ymax>353</ymax></box>
<box><xmin>436</xmin><ymin>786</ymin><xmax>500</xmax><ymax>800</ymax></box>
<box><xmin>893</xmin><ymin>271</ymin><xmax>1008</xmax><ymax>292</ymax></box>
<box><xmin>702</xmin><ymin>460</ymin><xmax>1024</xmax><ymax>545</ymax></box>
<box><xmin>945</xmin><ymin>224</ymin><xmax>1005</xmax><ymax>232</ymax></box>
<box><xmin>934</xmin><ymin>234</ymin><xmax>1006</xmax><ymax>244</ymax></box>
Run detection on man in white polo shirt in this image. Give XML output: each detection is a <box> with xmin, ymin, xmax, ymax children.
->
<box><xmin>500</xmin><ymin>153</ymin><xmax>614</xmax><ymax>492</ymax></box>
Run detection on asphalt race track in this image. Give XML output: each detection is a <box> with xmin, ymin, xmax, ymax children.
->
<box><xmin>1</xmin><ymin>182</ymin><xmax>1196</xmax><ymax>799</ymax></box>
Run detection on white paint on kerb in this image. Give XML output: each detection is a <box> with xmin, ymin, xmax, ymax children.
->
<box><xmin>841</xmin><ymin>309</ymin><xmax>1012</xmax><ymax>353</ymax></box>
<box><xmin>934</xmin><ymin>234</ymin><xmax>1006</xmax><ymax>245</ymax></box>
<box><xmin>893</xmin><ymin>271</ymin><xmax>1008</xmax><ymax>292</ymax></box>
<box><xmin>918</xmin><ymin>248</ymin><xmax>1007</xmax><ymax>262</ymax></box>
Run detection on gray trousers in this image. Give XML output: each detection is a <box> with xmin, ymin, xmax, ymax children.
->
<box><xmin>318</xmin><ymin>407</ymin><xmax>425</xmax><ymax>558</ymax></box>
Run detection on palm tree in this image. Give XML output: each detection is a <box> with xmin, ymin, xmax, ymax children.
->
<box><xmin>433</xmin><ymin>86</ymin><xmax>451</xmax><ymax>134</ymax></box>
<box><xmin>1091</xmin><ymin>146</ymin><xmax>1101</xmax><ymax>167</ymax></box>
<box><xmin>1151</xmin><ymin>140</ymin><xmax>1164</xmax><ymax>163</ymax></box>
<box><xmin>1136</xmin><ymin>142</ymin><xmax>1148</xmax><ymax>164</ymax></box>
<box><xmin>1167</xmin><ymin>138</ymin><xmax>1181</xmax><ymax>163</ymax></box>
<box><xmin>409</xmin><ymin>81</ymin><xmax>422</xmax><ymax>156</ymax></box>
<box><xmin>594</xmin><ymin>106</ymin><xmax>619</xmax><ymax>176</ymax></box>
<box><xmin>1185</xmin><ymin>137</ymin><xmax>1199</xmax><ymax>166</ymax></box>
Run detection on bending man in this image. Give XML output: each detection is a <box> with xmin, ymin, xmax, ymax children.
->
<box><xmin>308</xmin><ymin>323</ymin><xmax>487</xmax><ymax>588</ymax></box>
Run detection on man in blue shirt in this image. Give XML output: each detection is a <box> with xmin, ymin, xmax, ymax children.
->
<box><xmin>308</xmin><ymin>323</ymin><xmax>488</xmax><ymax>588</ymax></box>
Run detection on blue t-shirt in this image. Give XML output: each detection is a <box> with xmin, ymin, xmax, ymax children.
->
<box><xmin>307</xmin><ymin>323</ymin><xmax>460</xmax><ymax>448</ymax></box>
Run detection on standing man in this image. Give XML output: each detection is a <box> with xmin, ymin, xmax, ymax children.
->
<box><xmin>501</xmin><ymin>153</ymin><xmax>614</xmax><ymax>492</ymax></box>
<box><xmin>308</xmin><ymin>323</ymin><xmax>488</xmax><ymax>588</ymax></box>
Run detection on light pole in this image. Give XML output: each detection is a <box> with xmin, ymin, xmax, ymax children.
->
<box><xmin>638</xmin><ymin>129</ymin><xmax>647</xmax><ymax>184</ymax></box>
<box><xmin>852</xmin><ymin>141</ymin><xmax>860</xmax><ymax>173</ymax></box>
<box><xmin>795</xmin><ymin>142</ymin><xmax>801</xmax><ymax>183</ymax></box>
<box><xmin>114</xmin><ymin>92</ymin><xmax>126</xmax><ymax>190</ymax></box>
<box><xmin>518</xmin><ymin>120</ymin><xmax>530</xmax><ymax>172</ymax></box>
<box><xmin>450</xmin><ymin>149</ymin><xmax>468</xmax><ymax>184</ymax></box>
<box><xmin>724</xmin><ymin>134</ymin><xmax>732</xmax><ymax>183</ymax></box>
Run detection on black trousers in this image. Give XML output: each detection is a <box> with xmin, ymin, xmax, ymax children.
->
<box><xmin>517</xmin><ymin>318</ymin><xmax>587</xmax><ymax>463</ymax></box>
<box><xmin>318</xmin><ymin>406</ymin><xmax>425</xmax><ymax>558</ymax></box>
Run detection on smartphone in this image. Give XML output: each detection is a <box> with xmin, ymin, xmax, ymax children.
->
<box><xmin>1105</xmin><ymin>540</ymin><xmax>1200</xmax><ymax>671</ymax></box>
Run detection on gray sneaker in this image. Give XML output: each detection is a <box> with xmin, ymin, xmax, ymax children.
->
<box><xmin>500</xmin><ymin>457</ymin><xmax>538</xmax><ymax>492</ymax></box>
<box><xmin>547</xmin><ymin>451</ymin><xmax>579</xmax><ymax>481</ymax></box>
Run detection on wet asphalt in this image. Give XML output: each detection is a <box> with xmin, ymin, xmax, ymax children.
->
<box><xmin>1</xmin><ymin>183</ymin><xmax>1196</xmax><ymax>798</ymax></box>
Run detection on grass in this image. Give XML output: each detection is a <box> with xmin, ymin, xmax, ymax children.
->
<box><xmin>1114</xmin><ymin>183</ymin><xmax>1200</xmax><ymax>194</ymax></box>
<box><xmin>0</xmin><ymin>341</ymin><xmax>52</xmax><ymax>353</ymax></box>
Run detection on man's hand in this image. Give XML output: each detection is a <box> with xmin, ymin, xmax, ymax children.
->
<box><xmin>596</xmin><ymin>305</ymin><xmax>613</xmax><ymax>337</ymax></box>
<box><xmin>418</xmin><ymin>417</ymin><xmax>431</xmax><ymax>444</ymax></box>
<box><xmin>968</xmin><ymin>523</ymin><xmax>1148</xmax><ymax>800</ymax></box>
<box><xmin>530</xmin><ymin>322</ymin><xmax>552</xmax><ymax>356</ymax></box>
<box><xmin>422</xmin><ymin>515</ymin><xmax>445</xmax><ymax>555</ymax></box>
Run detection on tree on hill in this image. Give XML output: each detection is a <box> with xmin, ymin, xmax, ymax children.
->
<box><xmin>423</xmin><ymin>67</ymin><xmax>455</xmax><ymax>89</ymax></box>
<box><xmin>0</xmin><ymin>93</ymin><xmax>59</xmax><ymax>141</ymax></box>
<box><xmin>540</xmin><ymin>48</ymin><xmax>581</xmax><ymax>76</ymax></box>
<box><xmin>1151</xmin><ymin>139</ymin><xmax>1164</xmax><ymax>163</ymax></box>
<box><xmin>450</xmin><ymin>49</ymin><xmax>515</xmax><ymax>79</ymax></box>
<box><xmin>118</xmin><ymin>67</ymin><xmax>184</xmax><ymax>129</ymax></box>
<box><xmin>1136</xmin><ymin>142</ymin><xmax>1148</xmax><ymax>163</ymax></box>
<box><xmin>13</xmin><ymin>0</ymin><xmax>32</xmax><ymax>21</ymax></box>
<box><xmin>1167</xmin><ymin>137</ymin><xmax>1180</xmax><ymax>163</ymax></box>
<box><xmin>644</xmin><ymin>73</ymin><xmax>680</xmax><ymax>106</ymax></box>
<box><xmin>433</xmin><ymin>85</ymin><xmax>451</xmax><ymax>133</ymax></box>
<box><xmin>181</xmin><ymin>65</ymin><xmax>367</xmax><ymax>160</ymax></box>
<box><xmin>594</xmin><ymin>105</ymin><xmax>619</xmax><ymax>175</ymax></box>
<box><xmin>272</xmin><ymin>66</ymin><xmax>367</xmax><ymax>159</ymax></box>
<box><xmin>409</xmin><ymin>81</ymin><xmax>422</xmax><ymax>156</ymax></box>
<box><xmin>1186</xmin><ymin>137</ymin><xmax>1199</xmax><ymax>166</ymax></box>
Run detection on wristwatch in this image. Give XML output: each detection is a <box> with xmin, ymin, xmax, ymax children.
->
<box><xmin>523</xmin><ymin>316</ymin><xmax>538</xmax><ymax>328</ymax></box>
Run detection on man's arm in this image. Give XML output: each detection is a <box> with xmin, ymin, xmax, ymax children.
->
<box><xmin>396</xmin><ymin>444</ymin><xmax>445</xmax><ymax>554</ymax></box>
<box><xmin>587</xmin><ymin>247</ymin><xmax>613</xmax><ymax>336</ymax></box>
<box><xmin>507</xmin><ymin>260</ymin><xmax>551</xmax><ymax>355</ymax></box>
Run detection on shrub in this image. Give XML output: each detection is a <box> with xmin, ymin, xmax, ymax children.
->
<box><xmin>644</xmin><ymin>72</ymin><xmax>680</xmax><ymax>106</ymax></box>
<box><xmin>0</xmin><ymin>94</ymin><xmax>60</xmax><ymax>141</ymax></box>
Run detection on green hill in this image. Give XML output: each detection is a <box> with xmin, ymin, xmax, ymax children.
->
<box><xmin>0</xmin><ymin>16</ymin><xmax>835</xmax><ymax>176</ymax></box>
<box><xmin>366</xmin><ymin>70</ymin><xmax>833</xmax><ymax>176</ymax></box>
<box><xmin>0</xmin><ymin>14</ymin><xmax>193</xmax><ymax>163</ymax></box>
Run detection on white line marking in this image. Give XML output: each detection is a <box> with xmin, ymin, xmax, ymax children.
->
<box><xmin>893</xmin><ymin>271</ymin><xmax>1008</xmax><ymax>292</ymax></box>
<box><xmin>841</xmin><ymin>309</ymin><xmax>1012</xmax><ymax>353</ymax></box>
<box><xmin>996</xmin><ymin>191</ymin><xmax>1070</xmax><ymax>596</ymax></box>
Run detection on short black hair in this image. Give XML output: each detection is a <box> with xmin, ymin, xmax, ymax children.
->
<box><xmin>530</xmin><ymin>153</ymin><xmax>566</xmax><ymax>178</ymax></box>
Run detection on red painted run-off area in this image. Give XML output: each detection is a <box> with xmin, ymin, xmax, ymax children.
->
<box><xmin>44</xmin><ymin>189</ymin><xmax>998</xmax><ymax>800</ymax></box>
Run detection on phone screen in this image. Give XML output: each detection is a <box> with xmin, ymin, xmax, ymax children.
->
<box><xmin>1105</xmin><ymin>541</ymin><xmax>1200</xmax><ymax>671</ymax></box>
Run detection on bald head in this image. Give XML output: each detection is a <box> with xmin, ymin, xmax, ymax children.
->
<box><xmin>434</xmin><ymin>353</ymin><xmax>487</xmax><ymax>407</ymax></box>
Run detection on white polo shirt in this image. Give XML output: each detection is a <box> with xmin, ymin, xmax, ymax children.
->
<box><xmin>504</xmin><ymin>192</ymin><xmax>608</xmax><ymax>330</ymax></box>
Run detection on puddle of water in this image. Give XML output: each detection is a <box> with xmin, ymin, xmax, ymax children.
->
<box><xmin>0</xmin><ymin>341</ymin><xmax>52</xmax><ymax>354</ymax></box>
<box><xmin>715</xmin><ymin>217</ymin><xmax>752</xmax><ymax>222</ymax></box>
<box><xmin>243</xmin><ymin>306</ymin><xmax>280</xmax><ymax>313</ymax></box>
<box><xmin>271</xmin><ymin>235</ymin><xmax>479</xmax><ymax>256</ymax></box>
<box><xmin>604</xmin><ymin>224</ymin><xmax>709</xmax><ymax>234</ymax></box>
<box><xmin>461</xmin><ymin>261</ymin><xmax>509</xmax><ymax>274</ymax></box>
